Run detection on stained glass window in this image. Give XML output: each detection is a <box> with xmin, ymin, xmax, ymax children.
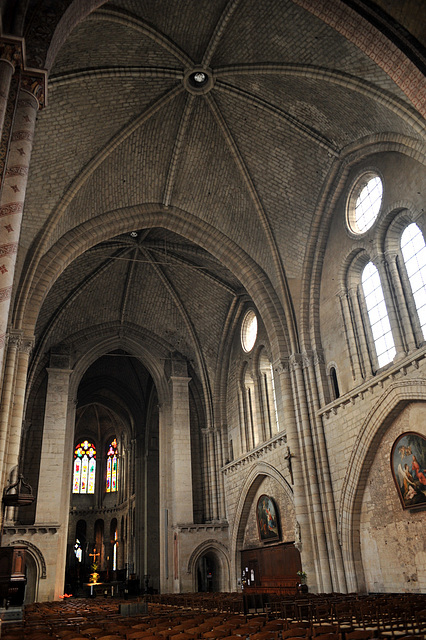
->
<box><xmin>73</xmin><ymin>440</ymin><xmax>96</xmax><ymax>494</ymax></box>
<box><xmin>106</xmin><ymin>438</ymin><xmax>118</xmax><ymax>493</ymax></box>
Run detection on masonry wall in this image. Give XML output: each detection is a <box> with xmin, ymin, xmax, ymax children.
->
<box><xmin>360</xmin><ymin>401</ymin><xmax>426</xmax><ymax>593</ymax></box>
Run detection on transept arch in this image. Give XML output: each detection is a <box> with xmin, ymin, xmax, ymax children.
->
<box><xmin>230</xmin><ymin>462</ymin><xmax>292</xmax><ymax>590</ymax></box>
<box><xmin>16</xmin><ymin>205</ymin><xmax>293</xmax><ymax>371</ymax></box>
<box><xmin>338</xmin><ymin>379</ymin><xmax>426</xmax><ymax>592</ymax></box>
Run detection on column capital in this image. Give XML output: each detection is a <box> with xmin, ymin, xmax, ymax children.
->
<box><xmin>19</xmin><ymin>335</ymin><xmax>34</xmax><ymax>355</ymax></box>
<box><xmin>273</xmin><ymin>356</ymin><xmax>290</xmax><ymax>374</ymax></box>
<box><xmin>0</xmin><ymin>38</ymin><xmax>24</xmax><ymax>70</ymax></box>
<box><xmin>289</xmin><ymin>352</ymin><xmax>310</xmax><ymax>370</ymax></box>
<box><xmin>21</xmin><ymin>69</ymin><xmax>47</xmax><ymax>110</ymax></box>
<box><xmin>169</xmin><ymin>375</ymin><xmax>191</xmax><ymax>385</ymax></box>
<box><xmin>7</xmin><ymin>329</ymin><xmax>22</xmax><ymax>349</ymax></box>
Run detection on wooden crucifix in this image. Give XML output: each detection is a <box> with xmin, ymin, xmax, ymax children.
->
<box><xmin>89</xmin><ymin>549</ymin><xmax>100</xmax><ymax>564</ymax></box>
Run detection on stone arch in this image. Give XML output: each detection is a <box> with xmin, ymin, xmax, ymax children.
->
<box><xmin>7</xmin><ymin>539</ymin><xmax>47</xmax><ymax>580</ymax></box>
<box><xmin>299</xmin><ymin>135</ymin><xmax>426</xmax><ymax>354</ymax></box>
<box><xmin>29</xmin><ymin>324</ymin><xmax>171</xmax><ymax>411</ymax></box>
<box><xmin>187</xmin><ymin>540</ymin><xmax>230</xmax><ymax>592</ymax></box>
<box><xmin>230</xmin><ymin>462</ymin><xmax>292</xmax><ymax>590</ymax></box>
<box><xmin>338</xmin><ymin>379</ymin><xmax>426</xmax><ymax>592</ymax></box>
<box><xmin>16</xmin><ymin>205</ymin><xmax>291</xmax><ymax>364</ymax></box>
<box><xmin>7</xmin><ymin>540</ymin><xmax>46</xmax><ymax>603</ymax></box>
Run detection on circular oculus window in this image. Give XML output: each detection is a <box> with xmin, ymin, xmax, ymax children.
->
<box><xmin>347</xmin><ymin>173</ymin><xmax>383</xmax><ymax>234</ymax></box>
<box><xmin>241</xmin><ymin>310</ymin><xmax>258</xmax><ymax>353</ymax></box>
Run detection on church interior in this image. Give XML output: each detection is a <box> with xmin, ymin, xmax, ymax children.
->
<box><xmin>0</xmin><ymin>0</ymin><xmax>424</xmax><ymax>611</ymax></box>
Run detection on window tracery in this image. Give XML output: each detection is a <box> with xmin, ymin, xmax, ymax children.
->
<box><xmin>361</xmin><ymin>261</ymin><xmax>396</xmax><ymax>368</ymax></box>
<box><xmin>73</xmin><ymin>440</ymin><xmax>96</xmax><ymax>494</ymax></box>
<box><xmin>400</xmin><ymin>222</ymin><xmax>426</xmax><ymax>340</ymax></box>
<box><xmin>106</xmin><ymin>437</ymin><xmax>118</xmax><ymax>493</ymax></box>
<box><xmin>341</xmin><ymin>183</ymin><xmax>425</xmax><ymax>384</ymax></box>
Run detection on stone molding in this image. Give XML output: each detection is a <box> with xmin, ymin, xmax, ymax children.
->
<box><xmin>319</xmin><ymin>344</ymin><xmax>426</xmax><ymax>419</ymax></box>
<box><xmin>3</xmin><ymin>524</ymin><xmax>59</xmax><ymax>535</ymax></box>
<box><xmin>222</xmin><ymin>432</ymin><xmax>287</xmax><ymax>475</ymax></box>
<box><xmin>177</xmin><ymin>523</ymin><xmax>228</xmax><ymax>534</ymax></box>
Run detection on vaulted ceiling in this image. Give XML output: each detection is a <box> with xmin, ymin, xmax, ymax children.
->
<box><xmin>8</xmin><ymin>0</ymin><xmax>425</xmax><ymax>384</ymax></box>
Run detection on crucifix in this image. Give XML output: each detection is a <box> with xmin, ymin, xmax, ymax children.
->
<box><xmin>89</xmin><ymin>549</ymin><xmax>100</xmax><ymax>563</ymax></box>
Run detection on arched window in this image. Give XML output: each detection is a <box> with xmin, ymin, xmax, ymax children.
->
<box><xmin>329</xmin><ymin>366</ymin><xmax>340</xmax><ymax>399</ymax></box>
<box><xmin>401</xmin><ymin>223</ymin><xmax>426</xmax><ymax>339</ymax></box>
<box><xmin>74</xmin><ymin>539</ymin><xmax>83</xmax><ymax>563</ymax></box>
<box><xmin>111</xmin><ymin>519</ymin><xmax>118</xmax><ymax>571</ymax></box>
<box><xmin>361</xmin><ymin>262</ymin><xmax>396</xmax><ymax>368</ymax></box>
<box><xmin>106</xmin><ymin>438</ymin><xmax>118</xmax><ymax>493</ymax></box>
<box><xmin>73</xmin><ymin>440</ymin><xmax>96</xmax><ymax>494</ymax></box>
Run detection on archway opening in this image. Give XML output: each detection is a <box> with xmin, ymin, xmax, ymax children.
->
<box><xmin>196</xmin><ymin>551</ymin><xmax>221</xmax><ymax>592</ymax></box>
<box><xmin>65</xmin><ymin>351</ymin><xmax>160</xmax><ymax>596</ymax></box>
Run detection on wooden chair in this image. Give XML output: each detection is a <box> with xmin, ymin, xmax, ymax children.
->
<box><xmin>263</xmin><ymin>621</ymin><xmax>286</xmax><ymax>632</ymax></box>
<box><xmin>311</xmin><ymin>625</ymin><xmax>339</xmax><ymax>637</ymax></box>
<box><xmin>80</xmin><ymin>628</ymin><xmax>106</xmax><ymax>639</ymax></box>
<box><xmin>202</xmin><ymin>631</ymin><xmax>229</xmax><ymax>639</ymax></box>
<box><xmin>345</xmin><ymin>630</ymin><xmax>377</xmax><ymax>640</ymax></box>
<box><xmin>250</xmin><ymin>631</ymin><xmax>280</xmax><ymax>640</ymax></box>
<box><xmin>313</xmin><ymin>633</ymin><xmax>340</xmax><ymax>640</ymax></box>
<box><xmin>282</xmin><ymin>627</ymin><xmax>311</xmax><ymax>639</ymax></box>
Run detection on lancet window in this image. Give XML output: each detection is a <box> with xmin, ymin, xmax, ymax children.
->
<box><xmin>73</xmin><ymin>440</ymin><xmax>96</xmax><ymax>494</ymax></box>
<box><xmin>106</xmin><ymin>437</ymin><xmax>118</xmax><ymax>493</ymax></box>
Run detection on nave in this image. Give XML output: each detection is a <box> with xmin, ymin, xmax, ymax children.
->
<box><xmin>2</xmin><ymin>592</ymin><xmax>426</xmax><ymax>640</ymax></box>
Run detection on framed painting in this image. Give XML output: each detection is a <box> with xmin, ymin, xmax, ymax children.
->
<box><xmin>256</xmin><ymin>494</ymin><xmax>280</xmax><ymax>542</ymax></box>
<box><xmin>391</xmin><ymin>431</ymin><xmax>426</xmax><ymax>510</ymax></box>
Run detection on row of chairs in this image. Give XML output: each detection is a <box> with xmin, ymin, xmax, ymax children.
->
<box><xmin>2</xmin><ymin>592</ymin><xmax>426</xmax><ymax>640</ymax></box>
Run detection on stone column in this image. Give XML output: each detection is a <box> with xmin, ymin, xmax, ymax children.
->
<box><xmin>375</xmin><ymin>256</ymin><xmax>406</xmax><ymax>360</ymax></box>
<box><xmin>169</xmin><ymin>365</ymin><xmax>193</xmax><ymax>524</ymax></box>
<box><xmin>348</xmin><ymin>285</ymin><xmax>372</xmax><ymax>377</ymax></box>
<box><xmin>35</xmin><ymin>357</ymin><xmax>74</xmax><ymax>601</ymax></box>
<box><xmin>201</xmin><ymin>429</ymin><xmax>211</xmax><ymax>520</ymax></box>
<box><xmin>307</xmin><ymin>351</ymin><xmax>348</xmax><ymax>592</ymax></box>
<box><xmin>207</xmin><ymin>429</ymin><xmax>218</xmax><ymax>521</ymax></box>
<box><xmin>385</xmin><ymin>250</ymin><xmax>418</xmax><ymax>351</ymax></box>
<box><xmin>215</xmin><ymin>428</ymin><xmax>226</xmax><ymax>520</ymax></box>
<box><xmin>337</xmin><ymin>290</ymin><xmax>363</xmax><ymax>382</ymax></box>
<box><xmin>0</xmin><ymin>330</ymin><xmax>20</xmax><ymax>488</ymax></box>
<box><xmin>0</xmin><ymin>72</ymin><xmax>45</xmax><ymax>381</ymax></box>
<box><xmin>0</xmin><ymin>39</ymin><xmax>23</xmax><ymax>144</ymax></box>
<box><xmin>3</xmin><ymin>334</ymin><xmax>33</xmax><ymax>497</ymax></box>
<box><xmin>290</xmin><ymin>353</ymin><xmax>333</xmax><ymax>593</ymax></box>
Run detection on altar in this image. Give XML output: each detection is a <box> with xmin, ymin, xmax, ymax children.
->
<box><xmin>84</xmin><ymin>582</ymin><xmax>118</xmax><ymax>597</ymax></box>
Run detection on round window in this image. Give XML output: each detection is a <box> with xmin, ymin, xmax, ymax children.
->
<box><xmin>241</xmin><ymin>310</ymin><xmax>258</xmax><ymax>353</ymax></box>
<box><xmin>347</xmin><ymin>173</ymin><xmax>383</xmax><ymax>234</ymax></box>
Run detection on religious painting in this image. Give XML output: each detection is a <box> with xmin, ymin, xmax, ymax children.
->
<box><xmin>391</xmin><ymin>432</ymin><xmax>426</xmax><ymax>510</ymax></box>
<box><xmin>257</xmin><ymin>494</ymin><xmax>280</xmax><ymax>542</ymax></box>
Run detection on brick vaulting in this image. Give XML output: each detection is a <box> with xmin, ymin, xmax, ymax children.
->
<box><xmin>0</xmin><ymin>0</ymin><xmax>424</xmax><ymax>602</ymax></box>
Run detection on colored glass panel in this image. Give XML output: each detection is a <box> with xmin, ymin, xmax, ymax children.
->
<box><xmin>106</xmin><ymin>438</ymin><xmax>118</xmax><ymax>493</ymax></box>
<box><xmin>73</xmin><ymin>458</ymin><xmax>81</xmax><ymax>493</ymax></box>
<box><xmin>72</xmin><ymin>440</ymin><xmax>96</xmax><ymax>494</ymax></box>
